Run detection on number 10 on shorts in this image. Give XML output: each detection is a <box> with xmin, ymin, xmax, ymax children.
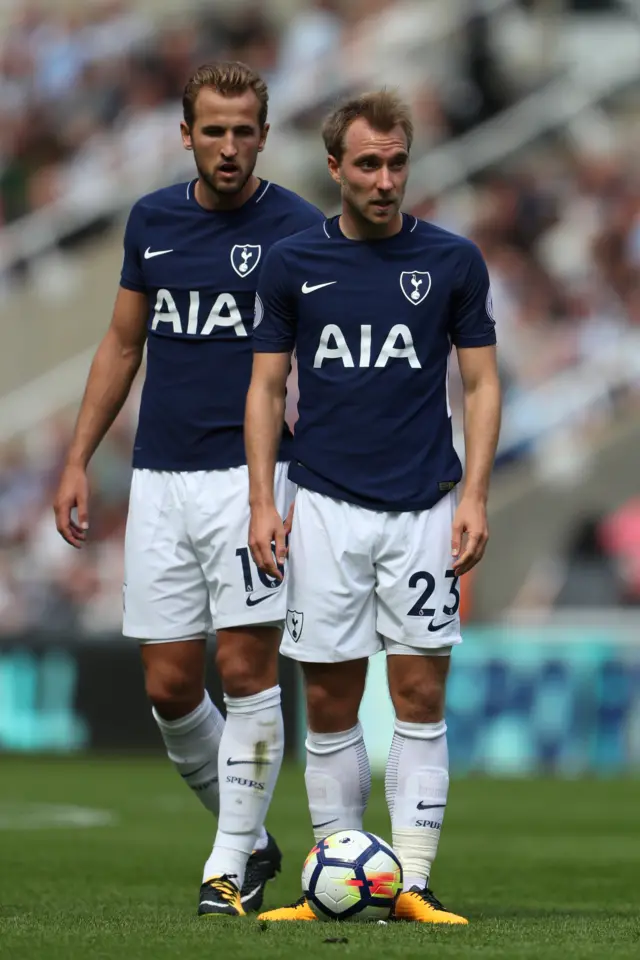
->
<box><xmin>236</xmin><ymin>546</ymin><xmax>283</xmax><ymax>593</ymax></box>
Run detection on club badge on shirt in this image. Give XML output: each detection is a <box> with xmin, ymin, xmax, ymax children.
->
<box><xmin>231</xmin><ymin>244</ymin><xmax>262</xmax><ymax>278</ymax></box>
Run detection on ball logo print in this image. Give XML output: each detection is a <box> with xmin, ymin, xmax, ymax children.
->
<box><xmin>231</xmin><ymin>244</ymin><xmax>261</xmax><ymax>278</ymax></box>
<box><xmin>301</xmin><ymin>829</ymin><xmax>402</xmax><ymax>922</ymax></box>
<box><xmin>400</xmin><ymin>270</ymin><xmax>431</xmax><ymax>305</ymax></box>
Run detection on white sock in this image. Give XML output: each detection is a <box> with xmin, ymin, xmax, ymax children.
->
<box><xmin>305</xmin><ymin>723</ymin><xmax>371</xmax><ymax>843</ymax></box>
<box><xmin>253</xmin><ymin>827</ymin><xmax>269</xmax><ymax>851</ymax></box>
<box><xmin>385</xmin><ymin>718</ymin><xmax>449</xmax><ymax>892</ymax></box>
<box><xmin>153</xmin><ymin>692</ymin><xmax>224</xmax><ymax>816</ymax></box>
<box><xmin>203</xmin><ymin>685</ymin><xmax>283</xmax><ymax>885</ymax></box>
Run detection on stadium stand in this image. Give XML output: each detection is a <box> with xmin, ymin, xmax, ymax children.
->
<box><xmin>1</xmin><ymin>0</ymin><xmax>639</xmax><ymax>630</ymax></box>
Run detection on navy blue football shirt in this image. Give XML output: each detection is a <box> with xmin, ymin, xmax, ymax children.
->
<box><xmin>253</xmin><ymin>214</ymin><xmax>497</xmax><ymax>511</ymax></box>
<box><xmin>120</xmin><ymin>178</ymin><xmax>323</xmax><ymax>470</ymax></box>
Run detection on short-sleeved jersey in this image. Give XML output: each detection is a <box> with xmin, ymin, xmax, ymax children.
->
<box><xmin>120</xmin><ymin>179</ymin><xmax>324</xmax><ymax>471</ymax></box>
<box><xmin>253</xmin><ymin>214</ymin><xmax>497</xmax><ymax>512</ymax></box>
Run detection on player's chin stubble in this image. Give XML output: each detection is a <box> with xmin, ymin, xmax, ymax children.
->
<box><xmin>365</xmin><ymin>201</ymin><xmax>398</xmax><ymax>225</ymax></box>
<box><xmin>345</xmin><ymin>184</ymin><xmax>398</xmax><ymax>226</ymax></box>
<box><xmin>195</xmin><ymin>158</ymin><xmax>253</xmax><ymax>197</ymax></box>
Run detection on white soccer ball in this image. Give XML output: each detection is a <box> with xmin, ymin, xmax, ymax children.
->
<box><xmin>301</xmin><ymin>829</ymin><xmax>403</xmax><ymax>922</ymax></box>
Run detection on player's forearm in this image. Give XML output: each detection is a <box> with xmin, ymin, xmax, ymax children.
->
<box><xmin>460</xmin><ymin>379</ymin><xmax>501</xmax><ymax>503</ymax></box>
<box><xmin>245</xmin><ymin>382</ymin><xmax>285</xmax><ymax>508</ymax></box>
<box><xmin>66</xmin><ymin>331</ymin><xmax>144</xmax><ymax>469</ymax></box>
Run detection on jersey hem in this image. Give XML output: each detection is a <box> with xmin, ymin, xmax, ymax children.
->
<box><xmin>131</xmin><ymin>453</ymin><xmax>291</xmax><ymax>471</ymax></box>
<box><xmin>289</xmin><ymin>464</ymin><xmax>459</xmax><ymax>513</ymax></box>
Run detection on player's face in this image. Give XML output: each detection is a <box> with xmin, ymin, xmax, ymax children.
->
<box><xmin>181</xmin><ymin>87</ymin><xmax>268</xmax><ymax>196</ymax></box>
<box><xmin>329</xmin><ymin>119</ymin><xmax>409</xmax><ymax>230</ymax></box>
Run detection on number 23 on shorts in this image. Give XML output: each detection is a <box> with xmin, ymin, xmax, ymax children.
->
<box><xmin>406</xmin><ymin>568</ymin><xmax>460</xmax><ymax>629</ymax></box>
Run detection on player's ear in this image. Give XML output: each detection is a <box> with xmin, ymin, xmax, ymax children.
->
<box><xmin>327</xmin><ymin>154</ymin><xmax>341</xmax><ymax>186</ymax></box>
<box><xmin>180</xmin><ymin>121</ymin><xmax>193</xmax><ymax>151</ymax></box>
<box><xmin>258</xmin><ymin>123</ymin><xmax>270</xmax><ymax>153</ymax></box>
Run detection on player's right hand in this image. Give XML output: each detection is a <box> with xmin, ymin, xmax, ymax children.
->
<box><xmin>283</xmin><ymin>500</ymin><xmax>295</xmax><ymax>538</ymax></box>
<box><xmin>53</xmin><ymin>464</ymin><xmax>90</xmax><ymax>549</ymax></box>
<box><xmin>249</xmin><ymin>502</ymin><xmax>287</xmax><ymax>580</ymax></box>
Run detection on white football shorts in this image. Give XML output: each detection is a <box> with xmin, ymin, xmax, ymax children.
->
<box><xmin>122</xmin><ymin>463</ymin><xmax>294</xmax><ymax>641</ymax></box>
<box><xmin>281</xmin><ymin>487</ymin><xmax>461</xmax><ymax>663</ymax></box>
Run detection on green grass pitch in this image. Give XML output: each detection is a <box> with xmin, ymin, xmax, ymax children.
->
<box><xmin>0</xmin><ymin>757</ymin><xmax>639</xmax><ymax>959</ymax></box>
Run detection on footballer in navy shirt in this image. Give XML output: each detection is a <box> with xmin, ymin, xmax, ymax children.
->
<box><xmin>53</xmin><ymin>62</ymin><xmax>323</xmax><ymax>918</ymax></box>
<box><xmin>246</xmin><ymin>91</ymin><xmax>501</xmax><ymax>926</ymax></box>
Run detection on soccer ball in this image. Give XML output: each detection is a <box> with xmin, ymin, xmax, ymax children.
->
<box><xmin>301</xmin><ymin>829</ymin><xmax>402</xmax><ymax>922</ymax></box>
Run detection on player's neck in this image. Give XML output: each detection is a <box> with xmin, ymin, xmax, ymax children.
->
<box><xmin>339</xmin><ymin>208</ymin><xmax>403</xmax><ymax>241</ymax></box>
<box><xmin>194</xmin><ymin>174</ymin><xmax>261</xmax><ymax>212</ymax></box>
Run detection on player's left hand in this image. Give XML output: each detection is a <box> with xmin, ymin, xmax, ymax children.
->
<box><xmin>451</xmin><ymin>496</ymin><xmax>488</xmax><ymax>575</ymax></box>
<box><xmin>249</xmin><ymin>502</ymin><xmax>287</xmax><ymax>580</ymax></box>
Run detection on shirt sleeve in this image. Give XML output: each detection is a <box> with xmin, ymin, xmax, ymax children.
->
<box><xmin>449</xmin><ymin>242</ymin><xmax>497</xmax><ymax>348</ymax></box>
<box><xmin>253</xmin><ymin>246</ymin><xmax>297</xmax><ymax>353</ymax></box>
<box><xmin>299</xmin><ymin>204</ymin><xmax>326</xmax><ymax>229</ymax></box>
<box><xmin>119</xmin><ymin>202</ymin><xmax>147</xmax><ymax>292</ymax></box>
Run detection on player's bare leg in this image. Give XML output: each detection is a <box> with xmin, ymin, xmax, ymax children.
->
<box><xmin>200</xmin><ymin>625</ymin><xmax>284</xmax><ymax>917</ymax></box>
<box><xmin>141</xmin><ymin>636</ymin><xmax>282</xmax><ymax>916</ymax></box>
<box><xmin>142</xmin><ymin>639</ymin><xmax>224</xmax><ymax>815</ymax></box>
<box><xmin>258</xmin><ymin>659</ymin><xmax>369</xmax><ymax>922</ymax></box>
<box><xmin>303</xmin><ymin>659</ymin><xmax>370</xmax><ymax>842</ymax></box>
<box><xmin>385</xmin><ymin>652</ymin><xmax>467</xmax><ymax>925</ymax></box>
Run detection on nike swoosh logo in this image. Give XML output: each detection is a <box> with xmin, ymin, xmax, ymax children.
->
<box><xmin>240</xmin><ymin>883</ymin><xmax>262</xmax><ymax>904</ymax></box>
<box><xmin>246</xmin><ymin>593</ymin><xmax>277</xmax><ymax>607</ymax></box>
<box><xmin>200</xmin><ymin>896</ymin><xmax>237</xmax><ymax>908</ymax></box>
<box><xmin>179</xmin><ymin>761</ymin><xmax>210</xmax><ymax>779</ymax></box>
<box><xmin>312</xmin><ymin>818</ymin><xmax>339</xmax><ymax>829</ymax></box>
<box><xmin>427</xmin><ymin>618</ymin><xmax>456</xmax><ymax>632</ymax></box>
<box><xmin>417</xmin><ymin>802</ymin><xmax>446</xmax><ymax>810</ymax></box>
<box><xmin>301</xmin><ymin>281</ymin><xmax>337</xmax><ymax>294</ymax></box>
<box><xmin>144</xmin><ymin>247</ymin><xmax>173</xmax><ymax>259</ymax></box>
<box><xmin>226</xmin><ymin>758</ymin><xmax>272</xmax><ymax>767</ymax></box>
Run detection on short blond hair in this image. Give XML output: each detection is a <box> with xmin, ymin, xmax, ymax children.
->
<box><xmin>183</xmin><ymin>61</ymin><xmax>269</xmax><ymax>129</ymax></box>
<box><xmin>322</xmin><ymin>90</ymin><xmax>413</xmax><ymax>161</ymax></box>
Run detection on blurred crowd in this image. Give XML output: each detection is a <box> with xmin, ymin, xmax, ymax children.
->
<box><xmin>1</xmin><ymin>0</ymin><xmax>639</xmax><ymax>632</ymax></box>
<box><xmin>411</xmin><ymin>147</ymin><xmax>640</xmax><ymax>469</ymax></box>
<box><xmin>0</xmin><ymin>0</ymin><xmax>516</xmax><ymax>230</ymax></box>
<box><xmin>0</xmin><ymin>0</ymin><xmax>316</xmax><ymax>224</ymax></box>
<box><xmin>0</xmin><ymin>1</ymin><xmax>403</xmax><ymax>225</ymax></box>
<box><xmin>0</xmin><ymin>377</ymin><xmax>301</xmax><ymax>636</ymax></box>
<box><xmin>2</xmin><ymin>391</ymin><xmax>639</xmax><ymax>636</ymax></box>
<box><xmin>0</xmin><ymin>403</ymin><xmax>135</xmax><ymax>635</ymax></box>
<box><xmin>420</xmin><ymin>150</ymin><xmax>640</xmax><ymax>393</ymax></box>
<box><xmin>511</xmin><ymin>505</ymin><xmax>640</xmax><ymax>613</ymax></box>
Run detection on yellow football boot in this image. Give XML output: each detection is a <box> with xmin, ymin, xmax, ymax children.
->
<box><xmin>393</xmin><ymin>886</ymin><xmax>468</xmax><ymax>924</ymax></box>
<box><xmin>198</xmin><ymin>875</ymin><xmax>246</xmax><ymax>917</ymax></box>
<box><xmin>257</xmin><ymin>895</ymin><xmax>317</xmax><ymax>921</ymax></box>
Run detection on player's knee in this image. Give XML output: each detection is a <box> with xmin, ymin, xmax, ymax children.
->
<box><xmin>215</xmin><ymin>627</ymin><xmax>280</xmax><ymax>698</ymax></box>
<box><xmin>303</xmin><ymin>661</ymin><xmax>366</xmax><ymax>733</ymax></box>
<box><xmin>305</xmin><ymin>682</ymin><xmax>360</xmax><ymax>733</ymax></box>
<box><xmin>391</xmin><ymin>676</ymin><xmax>446</xmax><ymax>724</ymax></box>
<box><xmin>215</xmin><ymin>646</ymin><xmax>271</xmax><ymax>699</ymax></box>
<box><xmin>144</xmin><ymin>664</ymin><xmax>203</xmax><ymax>719</ymax></box>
